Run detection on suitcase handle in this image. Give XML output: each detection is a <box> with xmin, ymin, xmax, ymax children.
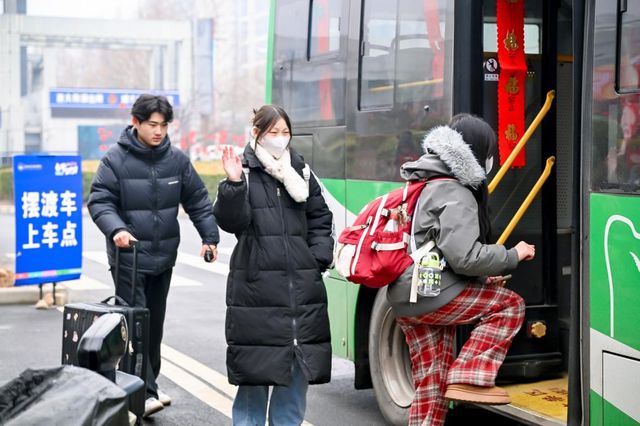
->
<box><xmin>114</xmin><ymin>240</ymin><xmax>139</xmax><ymax>305</ymax></box>
<box><xmin>100</xmin><ymin>295</ymin><xmax>130</xmax><ymax>306</ymax></box>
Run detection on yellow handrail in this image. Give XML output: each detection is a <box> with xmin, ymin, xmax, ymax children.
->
<box><xmin>496</xmin><ymin>156</ymin><xmax>556</xmax><ymax>245</ymax></box>
<box><xmin>488</xmin><ymin>90</ymin><xmax>556</xmax><ymax>194</ymax></box>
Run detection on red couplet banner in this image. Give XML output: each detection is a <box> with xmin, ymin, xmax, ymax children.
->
<box><xmin>497</xmin><ymin>0</ymin><xmax>527</xmax><ymax>167</ymax></box>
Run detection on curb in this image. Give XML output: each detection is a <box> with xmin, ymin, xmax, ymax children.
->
<box><xmin>0</xmin><ymin>205</ymin><xmax>14</xmax><ymax>215</ymax></box>
<box><xmin>0</xmin><ymin>283</ymin><xmax>69</xmax><ymax>305</ymax></box>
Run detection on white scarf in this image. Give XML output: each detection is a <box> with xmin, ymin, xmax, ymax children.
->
<box><xmin>251</xmin><ymin>140</ymin><xmax>309</xmax><ymax>203</ymax></box>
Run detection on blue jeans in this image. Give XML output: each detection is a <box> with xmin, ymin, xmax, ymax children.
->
<box><xmin>232</xmin><ymin>361</ymin><xmax>308</xmax><ymax>426</ymax></box>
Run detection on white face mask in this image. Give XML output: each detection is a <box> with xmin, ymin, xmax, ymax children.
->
<box><xmin>485</xmin><ymin>156</ymin><xmax>494</xmax><ymax>174</ymax></box>
<box><xmin>260</xmin><ymin>135</ymin><xmax>290</xmax><ymax>159</ymax></box>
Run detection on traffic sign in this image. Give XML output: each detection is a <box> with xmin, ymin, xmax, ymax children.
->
<box><xmin>13</xmin><ymin>155</ymin><xmax>83</xmax><ymax>286</ymax></box>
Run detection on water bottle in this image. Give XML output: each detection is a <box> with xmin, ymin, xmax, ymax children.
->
<box><xmin>417</xmin><ymin>252</ymin><xmax>442</xmax><ymax>297</ymax></box>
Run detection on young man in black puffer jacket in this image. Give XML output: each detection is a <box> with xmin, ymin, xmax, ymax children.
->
<box><xmin>88</xmin><ymin>94</ymin><xmax>220</xmax><ymax>417</ymax></box>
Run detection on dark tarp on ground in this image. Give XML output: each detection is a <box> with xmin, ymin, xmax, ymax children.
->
<box><xmin>0</xmin><ymin>365</ymin><xmax>128</xmax><ymax>426</ymax></box>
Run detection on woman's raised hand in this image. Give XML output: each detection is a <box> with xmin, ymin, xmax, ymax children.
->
<box><xmin>222</xmin><ymin>146</ymin><xmax>243</xmax><ymax>182</ymax></box>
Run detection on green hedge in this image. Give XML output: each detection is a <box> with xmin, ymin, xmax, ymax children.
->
<box><xmin>200</xmin><ymin>174</ymin><xmax>226</xmax><ymax>201</ymax></box>
<box><xmin>0</xmin><ymin>168</ymin><xmax>225</xmax><ymax>203</ymax></box>
<box><xmin>0</xmin><ymin>168</ymin><xmax>12</xmax><ymax>201</ymax></box>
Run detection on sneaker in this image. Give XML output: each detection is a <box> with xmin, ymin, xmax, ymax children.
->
<box><xmin>444</xmin><ymin>384</ymin><xmax>511</xmax><ymax>405</ymax></box>
<box><xmin>157</xmin><ymin>389</ymin><xmax>172</xmax><ymax>406</ymax></box>
<box><xmin>144</xmin><ymin>397</ymin><xmax>164</xmax><ymax>418</ymax></box>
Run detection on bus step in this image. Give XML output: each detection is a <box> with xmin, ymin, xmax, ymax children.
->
<box><xmin>479</xmin><ymin>376</ymin><xmax>568</xmax><ymax>426</ymax></box>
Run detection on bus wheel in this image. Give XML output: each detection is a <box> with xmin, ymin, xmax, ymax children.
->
<box><xmin>369</xmin><ymin>287</ymin><xmax>413</xmax><ymax>425</ymax></box>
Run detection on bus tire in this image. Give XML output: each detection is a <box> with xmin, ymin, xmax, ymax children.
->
<box><xmin>368</xmin><ymin>287</ymin><xmax>413</xmax><ymax>426</ymax></box>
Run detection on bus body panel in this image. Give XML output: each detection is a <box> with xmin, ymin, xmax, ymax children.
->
<box><xmin>266</xmin><ymin>0</ymin><xmax>640</xmax><ymax>424</ymax></box>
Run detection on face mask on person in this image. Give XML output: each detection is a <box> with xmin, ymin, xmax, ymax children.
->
<box><xmin>485</xmin><ymin>156</ymin><xmax>494</xmax><ymax>174</ymax></box>
<box><xmin>260</xmin><ymin>135</ymin><xmax>290</xmax><ymax>159</ymax></box>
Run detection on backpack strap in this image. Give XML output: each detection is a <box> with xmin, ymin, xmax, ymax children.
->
<box><xmin>407</xmin><ymin>176</ymin><xmax>455</xmax><ymax>304</ymax></box>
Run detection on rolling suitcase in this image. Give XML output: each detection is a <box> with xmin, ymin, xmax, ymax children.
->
<box><xmin>61</xmin><ymin>242</ymin><xmax>150</xmax><ymax>390</ymax></box>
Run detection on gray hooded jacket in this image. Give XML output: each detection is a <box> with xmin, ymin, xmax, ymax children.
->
<box><xmin>387</xmin><ymin>126</ymin><xmax>519</xmax><ymax>317</ymax></box>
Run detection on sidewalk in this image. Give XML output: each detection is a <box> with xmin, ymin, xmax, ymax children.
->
<box><xmin>0</xmin><ymin>203</ymin><xmax>15</xmax><ymax>215</ymax></box>
<box><xmin>0</xmin><ymin>282</ymin><xmax>71</xmax><ymax>305</ymax></box>
<box><xmin>0</xmin><ymin>278</ymin><xmax>111</xmax><ymax>306</ymax></box>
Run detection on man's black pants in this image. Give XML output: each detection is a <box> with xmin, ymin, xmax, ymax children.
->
<box><xmin>110</xmin><ymin>267</ymin><xmax>172</xmax><ymax>399</ymax></box>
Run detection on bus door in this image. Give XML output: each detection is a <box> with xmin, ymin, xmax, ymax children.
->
<box><xmin>464</xmin><ymin>0</ymin><xmax>568</xmax><ymax>384</ymax></box>
<box><xmin>452</xmin><ymin>0</ymin><xmax>581</xmax><ymax>424</ymax></box>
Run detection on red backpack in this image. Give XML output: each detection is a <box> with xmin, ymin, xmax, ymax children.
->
<box><xmin>334</xmin><ymin>179</ymin><xmax>446</xmax><ymax>288</ymax></box>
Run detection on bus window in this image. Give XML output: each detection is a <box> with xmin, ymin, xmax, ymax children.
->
<box><xmin>395</xmin><ymin>1</ymin><xmax>446</xmax><ymax>106</ymax></box>
<box><xmin>616</xmin><ymin>1</ymin><xmax>640</xmax><ymax>93</ymax></box>
<box><xmin>275</xmin><ymin>0</ymin><xmax>308</xmax><ymax>61</ymax></box>
<box><xmin>359</xmin><ymin>0</ymin><xmax>397</xmax><ymax>110</ymax></box>
<box><xmin>309</xmin><ymin>0</ymin><xmax>343</xmax><ymax>59</ymax></box>
<box><xmin>482</xmin><ymin>22</ymin><xmax>542</xmax><ymax>55</ymax></box>
<box><xmin>272</xmin><ymin>0</ymin><xmax>346</xmax><ymax>125</ymax></box>
<box><xmin>591</xmin><ymin>4</ymin><xmax>640</xmax><ymax>192</ymax></box>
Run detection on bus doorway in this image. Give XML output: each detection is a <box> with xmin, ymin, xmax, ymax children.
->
<box><xmin>459</xmin><ymin>1</ymin><xmax>578</xmax><ymax>424</ymax></box>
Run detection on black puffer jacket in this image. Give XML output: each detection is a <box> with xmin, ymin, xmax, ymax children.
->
<box><xmin>213</xmin><ymin>145</ymin><xmax>334</xmax><ymax>386</ymax></box>
<box><xmin>88</xmin><ymin>126</ymin><xmax>219</xmax><ymax>274</ymax></box>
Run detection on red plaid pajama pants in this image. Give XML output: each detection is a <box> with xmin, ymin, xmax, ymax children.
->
<box><xmin>396</xmin><ymin>283</ymin><xmax>525</xmax><ymax>426</ymax></box>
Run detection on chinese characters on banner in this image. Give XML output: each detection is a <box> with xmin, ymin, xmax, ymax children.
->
<box><xmin>13</xmin><ymin>156</ymin><xmax>83</xmax><ymax>286</ymax></box>
<box><xmin>497</xmin><ymin>0</ymin><xmax>527</xmax><ymax>167</ymax></box>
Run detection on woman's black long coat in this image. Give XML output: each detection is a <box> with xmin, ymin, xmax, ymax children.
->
<box><xmin>213</xmin><ymin>145</ymin><xmax>334</xmax><ymax>386</ymax></box>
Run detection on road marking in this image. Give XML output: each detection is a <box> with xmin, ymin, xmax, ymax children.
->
<box><xmin>331</xmin><ymin>356</ymin><xmax>355</xmax><ymax>380</ymax></box>
<box><xmin>82</xmin><ymin>250</ymin><xmax>108</xmax><ymax>265</ymax></box>
<box><xmin>168</xmin><ymin>276</ymin><xmax>203</xmax><ymax>287</ymax></box>
<box><xmin>161</xmin><ymin>344</ymin><xmax>314</xmax><ymax>425</ymax></box>
<box><xmin>162</xmin><ymin>344</ymin><xmax>237</xmax><ymax>398</ymax></box>
<box><xmin>217</xmin><ymin>246</ymin><xmax>233</xmax><ymax>256</ymax></box>
<box><xmin>176</xmin><ymin>252</ymin><xmax>230</xmax><ymax>276</ymax></box>
<box><xmin>83</xmin><ymin>251</ymin><xmax>205</xmax><ymax>287</ymax></box>
<box><xmin>160</xmin><ymin>359</ymin><xmax>234</xmax><ymax>418</ymax></box>
<box><xmin>64</xmin><ymin>275</ymin><xmax>110</xmax><ymax>290</ymax></box>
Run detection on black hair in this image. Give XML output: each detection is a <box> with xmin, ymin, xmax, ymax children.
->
<box><xmin>131</xmin><ymin>94</ymin><xmax>174</xmax><ymax>123</ymax></box>
<box><xmin>252</xmin><ymin>104</ymin><xmax>292</xmax><ymax>142</ymax></box>
<box><xmin>448</xmin><ymin>113</ymin><xmax>497</xmax><ymax>244</ymax></box>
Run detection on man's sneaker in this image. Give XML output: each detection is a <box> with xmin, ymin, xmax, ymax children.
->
<box><xmin>144</xmin><ymin>397</ymin><xmax>164</xmax><ymax>418</ymax></box>
<box><xmin>444</xmin><ymin>383</ymin><xmax>511</xmax><ymax>405</ymax></box>
<box><xmin>157</xmin><ymin>389</ymin><xmax>172</xmax><ymax>406</ymax></box>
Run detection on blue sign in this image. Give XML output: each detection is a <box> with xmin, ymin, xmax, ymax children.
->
<box><xmin>49</xmin><ymin>88</ymin><xmax>180</xmax><ymax>109</ymax></box>
<box><xmin>13</xmin><ymin>155</ymin><xmax>83</xmax><ymax>286</ymax></box>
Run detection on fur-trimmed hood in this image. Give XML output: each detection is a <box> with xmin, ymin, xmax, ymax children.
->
<box><xmin>400</xmin><ymin>126</ymin><xmax>486</xmax><ymax>188</ymax></box>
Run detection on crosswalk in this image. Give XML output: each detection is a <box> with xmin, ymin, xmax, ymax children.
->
<box><xmin>63</xmin><ymin>249</ymin><xmax>232</xmax><ymax>290</ymax></box>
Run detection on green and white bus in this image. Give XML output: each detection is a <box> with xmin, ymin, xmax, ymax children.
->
<box><xmin>266</xmin><ymin>1</ymin><xmax>640</xmax><ymax>425</ymax></box>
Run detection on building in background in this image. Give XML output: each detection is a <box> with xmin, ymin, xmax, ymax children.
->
<box><xmin>0</xmin><ymin>0</ymin><xmax>269</xmax><ymax>161</ymax></box>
